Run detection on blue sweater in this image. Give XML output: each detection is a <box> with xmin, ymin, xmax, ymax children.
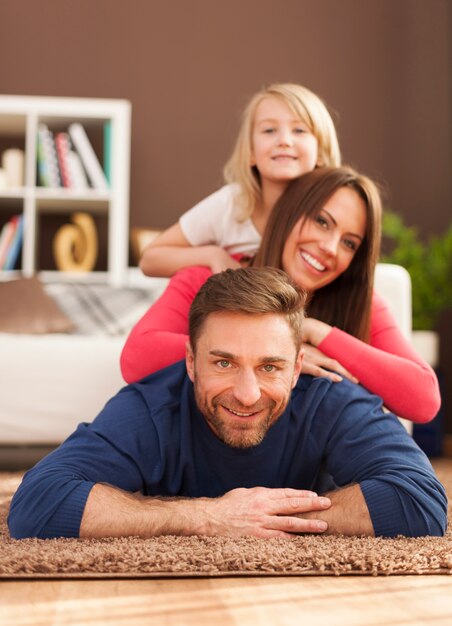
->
<box><xmin>8</xmin><ymin>361</ymin><xmax>447</xmax><ymax>539</ymax></box>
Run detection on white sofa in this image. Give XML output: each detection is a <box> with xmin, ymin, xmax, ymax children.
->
<box><xmin>0</xmin><ymin>264</ymin><xmax>412</xmax><ymax>453</ymax></box>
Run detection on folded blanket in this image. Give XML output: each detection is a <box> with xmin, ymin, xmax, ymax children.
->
<box><xmin>45</xmin><ymin>281</ymin><xmax>164</xmax><ymax>336</ymax></box>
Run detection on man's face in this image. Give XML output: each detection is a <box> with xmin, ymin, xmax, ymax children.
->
<box><xmin>186</xmin><ymin>311</ymin><xmax>303</xmax><ymax>449</ymax></box>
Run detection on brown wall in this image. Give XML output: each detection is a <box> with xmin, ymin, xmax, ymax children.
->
<box><xmin>1</xmin><ymin>0</ymin><xmax>452</xmax><ymax>432</ymax></box>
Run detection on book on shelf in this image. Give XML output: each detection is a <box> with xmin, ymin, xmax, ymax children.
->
<box><xmin>54</xmin><ymin>132</ymin><xmax>73</xmax><ymax>188</ymax></box>
<box><xmin>0</xmin><ymin>221</ymin><xmax>13</xmax><ymax>266</ymax></box>
<box><xmin>3</xmin><ymin>214</ymin><xmax>24</xmax><ymax>270</ymax></box>
<box><xmin>36</xmin><ymin>129</ymin><xmax>49</xmax><ymax>187</ymax></box>
<box><xmin>67</xmin><ymin>149</ymin><xmax>89</xmax><ymax>189</ymax></box>
<box><xmin>0</xmin><ymin>215</ymin><xmax>20</xmax><ymax>268</ymax></box>
<box><xmin>68</xmin><ymin>122</ymin><xmax>109</xmax><ymax>191</ymax></box>
<box><xmin>54</xmin><ymin>131</ymin><xmax>89</xmax><ymax>191</ymax></box>
<box><xmin>37</xmin><ymin>124</ymin><xmax>62</xmax><ymax>188</ymax></box>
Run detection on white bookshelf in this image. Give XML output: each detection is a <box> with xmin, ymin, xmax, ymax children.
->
<box><xmin>0</xmin><ymin>95</ymin><xmax>131</xmax><ymax>286</ymax></box>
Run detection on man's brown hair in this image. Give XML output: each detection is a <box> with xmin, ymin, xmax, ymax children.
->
<box><xmin>188</xmin><ymin>267</ymin><xmax>307</xmax><ymax>352</ymax></box>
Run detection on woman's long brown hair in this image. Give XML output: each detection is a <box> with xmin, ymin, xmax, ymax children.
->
<box><xmin>253</xmin><ymin>167</ymin><xmax>382</xmax><ymax>341</ymax></box>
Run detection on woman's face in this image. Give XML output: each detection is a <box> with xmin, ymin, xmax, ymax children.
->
<box><xmin>281</xmin><ymin>187</ymin><xmax>367</xmax><ymax>293</ymax></box>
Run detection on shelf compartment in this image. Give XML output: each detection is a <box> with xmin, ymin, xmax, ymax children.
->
<box><xmin>0</xmin><ymin>114</ymin><xmax>27</xmax><ymax>135</ymax></box>
<box><xmin>36</xmin><ymin>210</ymin><xmax>108</xmax><ymax>273</ymax></box>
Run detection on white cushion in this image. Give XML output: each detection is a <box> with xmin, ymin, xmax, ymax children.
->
<box><xmin>375</xmin><ymin>263</ymin><xmax>413</xmax><ymax>434</ymax></box>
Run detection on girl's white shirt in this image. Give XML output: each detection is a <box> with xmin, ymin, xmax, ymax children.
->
<box><xmin>179</xmin><ymin>184</ymin><xmax>261</xmax><ymax>255</ymax></box>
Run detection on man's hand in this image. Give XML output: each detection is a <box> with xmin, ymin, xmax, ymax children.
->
<box><xmin>80</xmin><ymin>484</ymin><xmax>331</xmax><ymax>539</ymax></box>
<box><xmin>199</xmin><ymin>487</ymin><xmax>331</xmax><ymax>538</ymax></box>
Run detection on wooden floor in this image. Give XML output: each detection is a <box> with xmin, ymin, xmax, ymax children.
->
<box><xmin>1</xmin><ymin>575</ymin><xmax>452</xmax><ymax>626</ymax></box>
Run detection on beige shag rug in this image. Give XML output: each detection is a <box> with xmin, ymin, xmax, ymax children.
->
<box><xmin>1</xmin><ymin>460</ymin><xmax>452</xmax><ymax>579</ymax></box>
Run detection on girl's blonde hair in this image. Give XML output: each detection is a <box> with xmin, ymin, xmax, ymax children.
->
<box><xmin>223</xmin><ymin>83</ymin><xmax>341</xmax><ymax>221</ymax></box>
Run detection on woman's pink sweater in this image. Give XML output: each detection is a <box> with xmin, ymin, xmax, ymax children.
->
<box><xmin>121</xmin><ymin>265</ymin><xmax>440</xmax><ymax>423</ymax></box>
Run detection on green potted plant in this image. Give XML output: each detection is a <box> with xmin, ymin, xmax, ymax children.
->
<box><xmin>381</xmin><ymin>210</ymin><xmax>452</xmax><ymax>366</ymax></box>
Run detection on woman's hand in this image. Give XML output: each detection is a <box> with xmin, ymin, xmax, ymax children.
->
<box><xmin>302</xmin><ymin>317</ymin><xmax>333</xmax><ymax>346</ymax></box>
<box><xmin>301</xmin><ymin>344</ymin><xmax>359</xmax><ymax>383</ymax></box>
<box><xmin>301</xmin><ymin>317</ymin><xmax>358</xmax><ymax>383</ymax></box>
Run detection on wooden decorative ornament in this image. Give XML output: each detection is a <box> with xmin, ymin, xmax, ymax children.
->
<box><xmin>53</xmin><ymin>212</ymin><xmax>98</xmax><ymax>272</ymax></box>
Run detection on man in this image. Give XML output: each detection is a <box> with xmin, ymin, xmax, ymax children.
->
<box><xmin>8</xmin><ymin>268</ymin><xmax>447</xmax><ymax>540</ymax></box>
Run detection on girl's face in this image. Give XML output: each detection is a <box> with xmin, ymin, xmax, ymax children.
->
<box><xmin>281</xmin><ymin>187</ymin><xmax>367</xmax><ymax>293</ymax></box>
<box><xmin>251</xmin><ymin>97</ymin><xmax>319</xmax><ymax>189</ymax></box>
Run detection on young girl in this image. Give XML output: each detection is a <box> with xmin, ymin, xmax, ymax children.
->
<box><xmin>139</xmin><ymin>83</ymin><xmax>341</xmax><ymax>277</ymax></box>
<box><xmin>121</xmin><ymin>167</ymin><xmax>440</xmax><ymax>424</ymax></box>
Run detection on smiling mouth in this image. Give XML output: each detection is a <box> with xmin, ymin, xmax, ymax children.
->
<box><xmin>301</xmin><ymin>251</ymin><xmax>327</xmax><ymax>272</ymax></box>
<box><xmin>272</xmin><ymin>155</ymin><xmax>297</xmax><ymax>161</ymax></box>
<box><xmin>222</xmin><ymin>406</ymin><xmax>260</xmax><ymax>418</ymax></box>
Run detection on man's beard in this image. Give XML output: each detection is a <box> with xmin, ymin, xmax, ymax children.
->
<box><xmin>194</xmin><ymin>388</ymin><xmax>278</xmax><ymax>449</ymax></box>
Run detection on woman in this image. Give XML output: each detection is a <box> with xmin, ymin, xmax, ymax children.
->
<box><xmin>121</xmin><ymin>167</ymin><xmax>440</xmax><ymax>423</ymax></box>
